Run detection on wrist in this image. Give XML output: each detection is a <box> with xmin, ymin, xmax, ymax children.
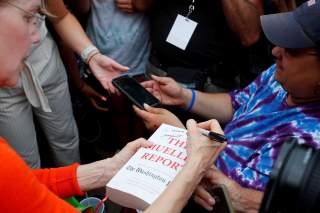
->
<box><xmin>184</xmin><ymin>89</ymin><xmax>196</xmax><ymax>112</ymax></box>
<box><xmin>232</xmin><ymin>184</ymin><xmax>262</xmax><ymax>213</ymax></box>
<box><xmin>180</xmin><ymin>88</ymin><xmax>193</xmax><ymax>109</ymax></box>
<box><xmin>76</xmin><ymin>158</ymin><xmax>115</xmax><ymax>192</ymax></box>
<box><xmin>81</xmin><ymin>45</ymin><xmax>100</xmax><ymax>64</ymax></box>
<box><xmin>185</xmin><ymin>154</ymin><xmax>208</xmax><ymax>176</ymax></box>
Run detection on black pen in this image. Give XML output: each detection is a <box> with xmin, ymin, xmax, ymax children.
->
<box><xmin>198</xmin><ymin>128</ymin><xmax>226</xmax><ymax>143</ymax></box>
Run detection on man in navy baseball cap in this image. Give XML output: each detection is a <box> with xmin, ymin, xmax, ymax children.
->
<box><xmin>261</xmin><ymin>0</ymin><xmax>320</xmax><ymax>49</ymax></box>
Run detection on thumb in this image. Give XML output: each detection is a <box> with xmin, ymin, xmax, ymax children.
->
<box><xmin>209</xmin><ymin>119</ymin><xmax>224</xmax><ymax>135</ymax></box>
<box><xmin>143</xmin><ymin>103</ymin><xmax>163</xmax><ymax>113</ymax></box>
<box><xmin>186</xmin><ymin>119</ymin><xmax>201</xmax><ymax>138</ymax></box>
<box><xmin>111</xmin><ymin>61</ymin><xmax>129</xmax><ymax>72</ymax></box>
<box><xmin>151</xmin><ymin>75</ymin><xmax>171</xmax><ymax>85</ymax></box>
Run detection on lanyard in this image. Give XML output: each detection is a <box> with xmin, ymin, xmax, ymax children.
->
<box><xmin>186</xmin><ymin>0</ymin><xmax>195</xmax><ymax>18</ymax></box>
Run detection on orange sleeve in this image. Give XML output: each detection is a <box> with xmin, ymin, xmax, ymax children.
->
<box><xmin>0</xmin><ymin>138</ymin><xmax>81</xmax><ymax>213</ymax></box>
<box><xmin>33</xmin><ymin>164</ymin><xmax>84</xmax><ymax>198</ymax></box>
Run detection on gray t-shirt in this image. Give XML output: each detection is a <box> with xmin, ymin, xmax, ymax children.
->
<box><xmin>86</xmin><ymin>0</ymin><xmax>150</xmax><ymax>76</ymax></box>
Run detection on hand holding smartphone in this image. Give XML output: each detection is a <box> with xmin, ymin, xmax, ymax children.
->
<box><xmin>112</xmin><ymin>75</ymin><xmax>161</xmax><ymax>110</ymax></box>
<box><xmin>209</xmin><ymin>185</ymin><xmax>235</xmax><ymax>213</ymax></box>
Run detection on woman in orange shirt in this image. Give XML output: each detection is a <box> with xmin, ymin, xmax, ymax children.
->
<box><xmin>0</xmin><ymin>0</ymin><xmax>224</xmax><ymax>212</ymax></box>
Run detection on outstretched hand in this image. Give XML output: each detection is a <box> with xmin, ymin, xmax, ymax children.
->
<box><xmin>141</xmin><ymin>75</ymin><xmax>188</xmax><ymax>107</ymax></box>
<box><xmin>89</xmin><ymin>53</ymin><xmax>129</xmax><ymax>94</ymax></box>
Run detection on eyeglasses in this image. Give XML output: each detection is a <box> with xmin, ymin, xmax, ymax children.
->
<box><xmin>4</xmin><ymin>1</ymin><xmax>45</xmax><ymax>33</ymax></box>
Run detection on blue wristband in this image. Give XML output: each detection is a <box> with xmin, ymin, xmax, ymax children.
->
<box><xmin>186</xmin><ymin>89</ymin><xmax>196</xmax><ymax>112</ymax></box>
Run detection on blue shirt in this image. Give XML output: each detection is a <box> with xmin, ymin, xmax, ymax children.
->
<box><xmin>86</xmin><ymin>0</ymin><xmax>150</xmax><ymax>76</ymax></box>
<box><xmin>216</xmin><ymin>64</ymin><xmax>320</xmax><ymax>191</ymax></box>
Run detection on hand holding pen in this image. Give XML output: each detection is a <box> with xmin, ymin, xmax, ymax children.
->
<box><xmin>186</xmin><ymin>119</ymin><xmax>226</xmax><ymax>165</ymax></box>
<box><xmin>196</xmin><ymin>119</ymin><xmax>227</xmax><ymax>144</ymax></box>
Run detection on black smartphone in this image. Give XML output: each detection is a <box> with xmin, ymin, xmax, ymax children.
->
<box><xmin>209</xmin><ymin>185</ymin><xmax>235</xmax><ymax>213</ymax></box>
<box><xmin>112</xmin><ymin>75</ymin><xmax>161</xmax><ymax>109</ymax></box>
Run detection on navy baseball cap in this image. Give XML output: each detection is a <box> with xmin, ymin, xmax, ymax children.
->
<box><xmin>261</xmin><ymin>0</ymin><xmax>320</xmax><ymax>49</ymax></box>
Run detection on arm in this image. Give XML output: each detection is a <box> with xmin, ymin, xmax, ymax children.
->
<box><xmin>76</xmin><ymin>138</ymin><xmax>152</xmax><ymax>192</ymax></box>
<box><xmin>221</xmin><ymin>0</ymin><xmax>264</xmax><ymax>47</ymax></box>
<box><xmin>145</xmin><ymin>119</ymin><xmax>226</xmax><ymax>213</ymax></box>
<box><xmin>182</xmin><ymin>89</ymin><xmax>234</xmax><ymax>124</ymax></box>
<box><xmin>0</xmin><ymin>139</ymin><xmax>79</xmax><ymax>212</ymax></box>
<box><xmin>46</xmin><ymin>1</ymin><xmax>92</xmax><ymax>56</ymax></box>
<box><xmin>132</xmin><ymin>0</ymin><xmax>154</xmax><ymax>11</ymax></box>
<box><xmin>143</xmin><ymin>76</ymin><xmax>234</xmax><ymax>124</ymax></box>
<box><xmin>58</xmin><ymin>40</ymin><xmax>109</xmax><ymax>112</ymax></box>
<box><xmin>145</xmin><ymin>158</ymin><xmax>208</xmax><ymax>213</ymax></box>
<box><xmin>46</xmin><ymin>0</ymin><xmax>128</xmax><ymax>92</ymax></box>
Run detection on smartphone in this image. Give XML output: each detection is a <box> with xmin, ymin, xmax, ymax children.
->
<box><xmin>112</xmin><ymin>75</ymin><xmax>161</xmax><ymax>109</ymax></box>
<box><xmin>209</xmin><ymin>185</ymin><xmax>235</xmax><ymax>213</ymax></box>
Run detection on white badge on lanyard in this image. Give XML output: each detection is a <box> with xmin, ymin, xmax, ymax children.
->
<box><xmin>166</xmin><ymin>1</ymin><xmax>198</xmax><ymax>50</ymax></box>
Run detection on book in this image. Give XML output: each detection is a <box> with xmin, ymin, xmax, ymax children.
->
<box><xmin>106</xmin><ymin>124</ymin><xmax>187</xmax><ymax>210</ymax></box>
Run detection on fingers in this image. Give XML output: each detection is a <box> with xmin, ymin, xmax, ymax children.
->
<box><xmin>141</xmin><ymin>80</ymin><xmax>156</xmax><ymax>90</ymax></box>
<box><xmin>127</xmin><ymin>138</ymin><xmax>153</xmax><ymax>150</ymax></box>
<box><xmin>115</xmin><ymin>0</ymin><xmax>134</xmax><ymax>12</ymax></box>
<box><xmin>133</xmin><ymin>105</ymin><xmax>151</xmax><ymax>120</ymax></box>
<box><xmin>186</xmin><ymin>119</ymin><xmax>201</xmax><ymax>139</ymax></box>
<box><xmin>198</xmin><ymin>119</ymin><xmax>224</xmax><ymax>135</ymax></box>
<box><xmin>106</xmin><ymin>81</ymin><xmax>117</xmax><ymax>94</ymax></box>
<box><xmin>194</xmin><ymin>196</ymin><xmax>214</xmax><ymax>211</ymax></box>
<box><xmin>90</xmin><ymin>99</ymin><xmax>109</xmax><ymax>112</ymax></box>
<box><xmin>194</xmin><ymin>185</ymin><xmax>215</xmax><ymax>211</ymax></box>
<box><xmin>151</xmin><ymin>75</ymin><xmax>174</xmax><ymax>85</ymax></box>
<box><xmin>204</xmin><ymin>168</ymin><xmax>217</xmax><ymax>179</ymax></box>
<box><xmin>143</xmin><ymin>103</ymin><xmax>163</xmax><ymax>113</ymax></box>
<box><xmin>116</xmin><ymin>5</ymin><xmax>135</xmax><ymax>13</ymax></box>
<box><xmin>133</xmin><ymin>105</ymin><xmax>162</xmax><ymax>130</ymax></box>
<box><xmin>111</xmin><ymin>61</ymin><xmax>129</xmax><ymax>72</ymax></box>
<box><xmin>90</xmin><ymin>88</ymin><xmax>107</xmax><ymax>102</ymax></box>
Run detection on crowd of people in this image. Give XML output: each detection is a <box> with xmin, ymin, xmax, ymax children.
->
<box><xmin>0</xmin><ymin>0</ymin><xmax>319</xmax><ymax>212</ymax></box>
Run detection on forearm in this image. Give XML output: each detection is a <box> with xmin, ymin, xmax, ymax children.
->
<box><xmin>133</xmin><ymin>0</ymin><xmax>154</xmax><ymax>11</ymax></box>
<box><xmin>221</xmin><ymin>0</ymin><xmax>263</xmax><ymax>46</ymax></box>
<box><xmin>180</xmin><ymin>89</ymin><xmax>234</xmax><ymax>124</ymax></box>
<box><xmin>58</xmin><ymin>41</ymin><xmax>83</xmax><ymax>90</ymax></box>
<box><xmin>145</xmin><ymin>158</ymin><xmax>206</xmax><ymax>213</ymax></box>
<box><xmin>76</xmin><ymin>158</ymin><xmax>117</xmax><ymax>192</ymax></box>
<box><xmin>234</xmin><ymin>187</ymin><xmax>263</xmax><ymax>213</ymax></box>
<box><xmin>50</xmin><ymin>12</ymin><xmax>93</xmax><ymax>56</ymax></box>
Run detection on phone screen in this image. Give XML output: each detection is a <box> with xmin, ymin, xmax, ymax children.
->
<box><xmin>112</xmin><ymin>75</ymin><xmax>161</xmax><ymax>109</ymax></box>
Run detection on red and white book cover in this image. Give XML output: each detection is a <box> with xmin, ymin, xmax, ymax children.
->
<box><xmin>106</xmin><ymin>124</ymin><xmax>187</xmax><ymax>210</ymax></box>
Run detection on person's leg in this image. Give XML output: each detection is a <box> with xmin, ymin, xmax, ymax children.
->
<box><xmin>0</xmin><ymin>87</ymin><xmax>41</xmax><ymax>168</ymax></box>
<box><xmin>34</xmin><ymin>40</ymin><xmax>80</xmax><ymax>166</ymax></box>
